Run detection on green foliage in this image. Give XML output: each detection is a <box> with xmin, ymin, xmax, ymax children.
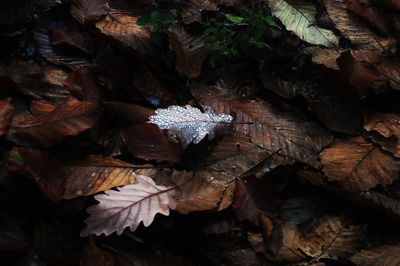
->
<box><xmin>206</xmin><ymin>9</ymin><xmax>279</xmax><ymax>65</ymax></box>
<box><xmin>137</xmin><ymin>11</ymin><xmax>176</xmax><ymax>43</ymax></box>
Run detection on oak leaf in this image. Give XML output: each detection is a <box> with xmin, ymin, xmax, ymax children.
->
<box><xmin>82</xmin><ymin>175</ymin><xmax>177</xmax><ymax>236</ymax></box>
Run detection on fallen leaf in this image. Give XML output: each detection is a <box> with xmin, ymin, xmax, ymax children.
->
<box><xmin>149</xmin><ymin>105</ymin><xmax>233</xmax><ymax>147</ymax></box>
<box><xmin>193</xmin><ymin>86</ymin><xmax>333</xmax><ymax>167</ymax></box>
<box><xmin>364</xmin><ymin>112</ymin><xmax>400</xmax><ymax>157</ymax></box>
<box><xmin>320</xmin><ymin>137</ymin><xmax>400</xmax><ymax>192</ymax></box>
<box><xmin>6</xmin><ymin>98</ymin><xmax>102</xmax><ymax>147</ymax></box>
<box><xmin>70</xmin><ymin>0</ymin><xmax>109</xmax><ymax>24</ymax></box>
<box><xmin>121</xmin><ymin>123</ymin><xmax>183</xmax><ymax>162</ymax></box>
<box><xmin>299</xmin><ymin>215</ymin><xmax>365</xmax><ymax>260</ymax></box>
<box><xmin>181</xmin><ymin>0</ymin><xmax>218</xmax><ymax>24</ymax></box>
<box><xmin>167</xmin><ymin>24</ymin><xmax>208</xmax><ymax>78</ymax></box>
<box><xmin>95</xmin><ymin>5</ymin><xmax>152</xmax><ymax>54</ymax></box>
<box><xmin>325</xmin><ymin>0</ymin><xmax>395</xmax><ymax>50</ymax></box>
<box><xmin>266</xmin><ymin>0</ymin><xmax>338</xmax><ymax>47</ymax></box>
<box><xmin>350</xmin><ymin>242</ymin><xmax>400</xmax><ymax>266</ymax></box>
<box><xmin>0</xmin><ymin>98</ymin><xmax>15</xmax><ymax>137</ymax></box>
<box><xmin>82</xmin><ymin>174</ymin><xmax>177</xmax><ymax>236</ymax></box>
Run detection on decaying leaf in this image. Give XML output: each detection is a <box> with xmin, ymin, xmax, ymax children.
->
<box><xmin>121</xmin><ymin>123</ymin><xmax>183</xmax><ymax>163</ymax></box>
<box><xmin>181</xmin><ymin>0</ymin><xmax>218</xmax><ymax>24</ymax></box>
<box><xmin>266</xmin><ymin>0</ymin><xmax>338</xmax><ymax>47</ymax></box>
<box><xmin>0</xmin><ymin>98</ymin><xmax>15</xmax><ymax>137</ymax></box>
<box><xmin>325</xmin><ymin>0</ymin><xmax>395</xmax><ymax>50</ymax></box>
<box><xmin>350</xmin><ymin>242</ymin><xmax>400</xmax><ymax>266</ymax></box>
<box><xmin>149</xmin><ymin>105</ymin><xmax>233</xmax><ymax>147</ymax></box>
<box><xmin>6</xmin><ymin>98</ymin><xmax>102</xmax><ymax>147</ymax></box>
<box><xmin>82</xmin><ymin>175</ymin><xmax>177</xmax><ymax>236</ymax></box>
<box><xmin>193</xmin><ymin>86</ymin><xmax>333</xmax><ymax>167</ymax></box>
<box><xmin>167</xmin><ymin>24</ymin><xmax>208</xmax><ymax>78</ymax></box>
<box><xmin>320</xmin><ymin>137</ymin><xmax>400</xmax><ymax>192</ymax></box>
<box><xmin>299</xmin><ymin>216</ymin><xmax>365</xmax><ymax>260</ymax></box>
<box><xmin>71</xmin><ymin>0</ymin><xmax>109</xmax><ymax>24</ymax></box>
<box><xmin>95</xmin><ymin>5</ymin><xmax>152</xmax><ymax>54</ymax></box>
<box><xmin>364</xmin><ymin>112</ymin><xmax>400</xmax><ymax>158</ymax></box>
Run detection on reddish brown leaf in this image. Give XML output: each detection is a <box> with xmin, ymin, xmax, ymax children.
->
<box><xmin>325</xmin><ymin>0</ymin><xmax>395</xmax><ymax>50</ymax></box>
<box><xmin>346</xmin><ymin>0</ymin><xmax>391</xmax><ymax>36</ymax></box>
<box><xmin>364</xmin><ymin>112</ymin><xmax>400</xmax><ymax>157</ymax></box>
<box><xmin>167</xmin><ymin>25</ymin><xmax>208</xmax><ymax>78</ymax></box>
<box><xmin>232</xmin><ymin>175</ymin><xmax>280</xmax><ymax>226</ymax></box>
<box><xmin>51</xmin><ymin>25</ymin><xmax>95</xmax><ymax>55</ymax></box>
<box><xmin>6</xmin><ymin>98</ymin><xmax>102</xmax><ymax>147</ymax></box>
<box><xmin>95</xmin><ymin>4</ymin><xmax>152</xmax><ymax>54</ymax></box>
<box><xmin>181</xmin><ymin>0</ymin><xmax>218</xmax><ymax>24</ymax></box>
<box><xmin>350</xmin><ymin>242</ymin><xmax>400</xmax><ymax>266</ymax></box>
<box><xmin>0</xmin><ymin>98</ymin><xmax>15</xmax><ymax>137</ymax></box>
<box><xmin>172</xmin><ymin>149</ymin><xmax>269</xmax><ymax>214</ymax></box>
<box><xmin>70</xmin><ymin>0</ymin><xmax>109</xmax><ymax>24</ymax></box>
<box><xmin>193</xmin><ymin>86</ymin><xmax>333</xmax><ymax>167</ymax></box>
<box><xmin>299</xmin><ymin>216</ymin><xmax>365</xmax><ymax>260</ymax></box>
<box><xmin>121</xmin><ymin>123</ymin><xmax>183</xmax><ymax>163</ymax></box>
<box><xmin>320</xmin><ymin>137</ymin><xmax>400</xmax><ymax>192</ymax></box>
<box><xmin>64</xmin><ymin>68</ymin><xmax>103</xmax><ymax>100</ymax></box>
<box><xmin>103</xmin><ymin>101</ymin><xmax>154</xmax><ymax>126</ymax></box>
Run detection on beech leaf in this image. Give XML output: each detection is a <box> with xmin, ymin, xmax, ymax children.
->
<box><xmin>149</xmin><ymin>105</ymin><xmax>233</xmax><ymax>147</ymax></box>
<box><xmin>82</xmin><ymin>175</ymin><xmax>177</xmax><ymax>236</ymax></box>
<box><xmin>266</xmin><ymin>0</ymin><xmax>338</xmax><ymax>48</ymax></box>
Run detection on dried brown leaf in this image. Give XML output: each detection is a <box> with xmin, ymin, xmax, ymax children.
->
<box><xmin>0</xmin><ymin>98</ymin><xmax>15</xmax><ymax>137</ymax></box>
<box><xmin>325</xmin><ymin>0</ymin><xmax>395</xmax><ymax>50</ymax></box>
<box><xmin>71</xmin><ymin>0</ymin><xmax>109</xmax><ymax>24</ymax></box>
<box><xmin>320</xmin><ymin>137</ymin><xmax>400</xmax><ymax>192</ymax></box>
<box><xmin>121</xmin><ymin>123</ymin><xmax>183</xmax><ymax>163</ymax></box>
<box><xmin>364</xmin><ymin>112</ymin><xmax>400</xmax><ymax>157</ymax></box>
<box><xmin>350</xmin><ymin>242</ymin><xmax>400</xmax><ymax>266</ymax></box>
<box><xmin>167</xmin><ymin>24</ymin><xmax>208</xmax><ymax>78</ymax></box>
<box><xmin>193</xmin><ymin>86</ymin><xmax>333</xmax><ymax>167</ymax></box>
<box><xmin>6</xmin><ymin>98</ymin><xmax>102</xmax><ymax>147</ymax></box>
<box><xmin>299</xmin><ymin>216</ymin><xmax>365</xmax><ymax>260</ymax></box>
<box><xmin>96</xmin><ymin>8</ymin><xmax>152</xmax><ymax>54</ymax></box>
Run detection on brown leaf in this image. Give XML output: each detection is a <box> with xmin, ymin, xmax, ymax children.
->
<box><xmin>299</xmin><ymin>216</ymin><xmax>365</xmax><ymax>260</ymax></box>
<box><xmin>64</xmin><ymin>68</ymin><xmax>103</xmax><ymax>100</ymax></box>
<box><xmin>364</xmin><ymin>112</ymin><xmax>400</xmax><ymax>157</ymax></box>
<box><xmin>80</xmin><ymin>240</ymin><xmax>115</xmax><ymax>266</ymax></box>
<box><xmin>303</xmin><ymin>47</ymin><xmax>342</xmax><ymax>70</ymax></box>
<box><xmin>325</xmin><ymin>0</ymin><xmax>395</xmax><ymax>50</ymax></box>
<box><xmin>6</xmin><ymin>98</ymin><xmax>102</xmax><ymax>147</ymax></box>
<box><xmin>232</xmin><ymin>175</ymin><xmax>280</xmax><ymax>226</ymax></box>
<box><xmin>61</xmin><ymin>156</ymin><xmax>143</xmax><ymax>199</ymax></box>
<box><xmin>51</xmin><ymin>25</ymin><xmax>95</xmax><ymax>55</ymax></box>
<box><xmin>193</xmin><ymin>86</ymin><xmax>333</xmax><ymax>167</ymax></box>
<box><xmin>82</xmin><ymin>174</ymin><xmax>177</xmax><ymax>236</ymax></box>
<box><xmin>133</xmin><ymin>64</ymin><xmax>176</xmax><ymax>106</ymax></box>
<box><xmin>0</xmin><ymin>98</ymin><xmax>15</xmax><ymax>137</ymax></box>
<box><xmin>8</xmin><ymin>148</ymin><xmax>151</xmax><ymax>201</ymax></box>
<box><xmin>95</xmin><ymin>6</ymin><xmax>152</xmax><ymax>54</ymax></box>
<box><xmin>70</xmin><ymin>0</ymin><xmax>109</xmax><ymax>24</ymax></box>
<box><xmin>346</xmin><ymin>0</ymin><xmax>391</xmax><ymax>36</ymax></box>
<box><xmin>103</xmin><ymin>101</ymin><xmax>154</xmax><ymax>126</ymax></box>
<box><xmin>121</xmin><ymin>123</ymin><xmax>183</xmax><ymax>163</ymax></box>
<box><xmin>167</xmin><ymin>24</ymin><xmax>208</xmax><ymax>78</ymax></box>
<box><xmin>350</xmin><ymin>242</ymin><xmax>400</xmax><ymax>266</ymax></box>
<box><xmin>30</xmin><ymin>100</ymin><xmax>57</xmax><ymax>115</ymax></box>
<box><xmin>181</xmin><ymin>0</ymin><xmax>218</xmax><ymax>24</ymax></box>
<box><xmin>264</xmin><ymin>221</ymin><xmax>306</xmax><ymax>263</ymax></box>
<box><xmin>320</xmin><ymin>137</ymin><xmax>400</xmax><ymax>192</ymax></box>
<box><xmin>172</xmin><ymin>149</ymin><xmax>270</xmax><ymax>214</ymax></box>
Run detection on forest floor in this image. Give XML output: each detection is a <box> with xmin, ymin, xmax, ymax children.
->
<box><xmin>1</xmin><ymin>0</ymin><xmax>400</xmax><ymax>265</ymax></box>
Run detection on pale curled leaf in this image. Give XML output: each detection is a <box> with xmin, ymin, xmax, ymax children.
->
<box><xmin>148</xmin><ymin>105</ymin><xmax>233</xmax><ymax>147</ymax></box>
<box><xmin>266</xmin><ymin>0</ymin><xmax>338</xmax><ymax>48</ymax></box>
<box><xmin>82</xmin><ymin>175</ymin><xmax>177</xmax><ymax>236</ymax></box>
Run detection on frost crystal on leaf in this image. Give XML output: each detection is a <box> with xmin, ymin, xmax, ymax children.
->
<box><xmin>148</xmin><ymin>105</ymin><xmax>233</xmax><ymax>147</ymax></box>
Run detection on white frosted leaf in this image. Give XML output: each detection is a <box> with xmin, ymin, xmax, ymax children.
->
<box><xmin>81</xmin><ymin>175</ymin><xmax>177</xmax><ymax>236</ymax></box>
<box><xmin>148</xmin><ymin>105</ymin><xmax>233</xmax><ymax>147</ymax></box>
